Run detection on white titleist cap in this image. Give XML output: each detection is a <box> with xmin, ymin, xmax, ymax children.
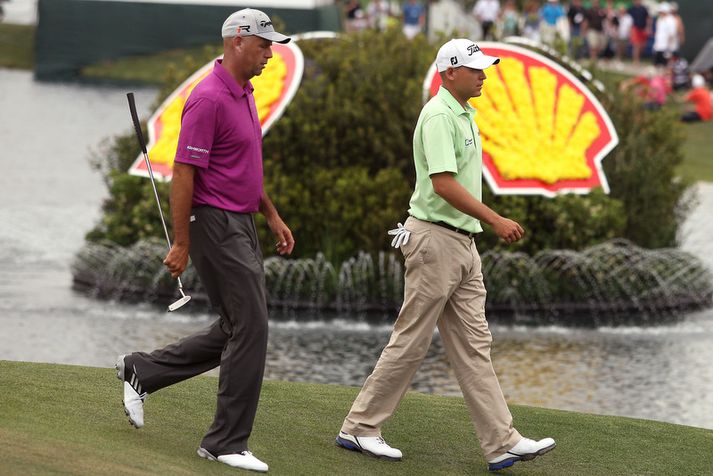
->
<box><xmin>435</xmin><ymin>39</ymin><xmax>500</xmax><ymax>73</ymax></box>
<box><xmin>221</xmin><ymin>8</ymin><xmax>291</xmax><ymax>44</ymax></box>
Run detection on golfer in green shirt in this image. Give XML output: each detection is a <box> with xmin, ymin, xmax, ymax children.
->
<box><xmin>336</xmin><ymin>39</ymin><xmax>556</xmax><ymax>471</ymax></box>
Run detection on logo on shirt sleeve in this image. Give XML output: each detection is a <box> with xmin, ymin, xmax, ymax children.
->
<box><xmin>465</xmin><ymin>138</ymin><xmax>474</xmax><ymax>147</ymax></box>
<box><xmin>186</xmin><ymin>145</ymin><xmax>209</xmax><ymax>159</ymax></box>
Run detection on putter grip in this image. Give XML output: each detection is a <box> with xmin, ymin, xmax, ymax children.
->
<box><xmin>126</xmin><ymin>92</ymin><xmax>148</xmax><ymax>154</ymax></box>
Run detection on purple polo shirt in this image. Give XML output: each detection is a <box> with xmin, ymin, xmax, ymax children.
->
<box><xmin>174</xmin><ymin>60</ymin><xmax>263</xmax><ymax>213</ymax></box>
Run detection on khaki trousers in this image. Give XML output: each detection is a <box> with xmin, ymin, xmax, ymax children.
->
<box><xmin>341</xmin><ymin>217</ymin><xmax>521</xmax><ymax>460</ymax></box>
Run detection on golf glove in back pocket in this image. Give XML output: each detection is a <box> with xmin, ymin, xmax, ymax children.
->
<box><xmin>388</xmin><ymin>222</ymin><xmax>411</xmax><ymax>248</ymax></box>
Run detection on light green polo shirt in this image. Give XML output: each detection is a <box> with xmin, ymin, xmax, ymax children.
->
<box><xmin>408</xmin><ymin>86</ymin><xmax>483</xmax><ymax>233</ymax></box>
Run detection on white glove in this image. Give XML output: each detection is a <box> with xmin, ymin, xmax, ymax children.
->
<box><xmin>388</xmin><ymin>222</ymin><xmax>411</xmax><ymax>248</ymax></box>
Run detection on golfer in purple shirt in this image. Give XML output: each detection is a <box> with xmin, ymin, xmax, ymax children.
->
<box><xmin>115</xmin><ymin>9</ymin><xmax>293</xmax><ymax>473</ymax></box>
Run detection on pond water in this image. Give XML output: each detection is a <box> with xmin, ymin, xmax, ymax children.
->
<box><xmin>1</xmin><ymin>68</ymin><xmax>713</xmax><ymax>431</ymax></box>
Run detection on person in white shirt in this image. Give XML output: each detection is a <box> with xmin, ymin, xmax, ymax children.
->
<box><xmin>472</xmin><ymin>0</ymin><xmax>501</xmax><ymax>40</ymax></box>
<box><xmin>615</xmin><ymin>5</ymin><xmax>633</xmax><ymax>64</ymax></box>
<box><xmin>652</xmin><ymin>3</ymin><xmax>677</xmax><ymax>66</ymax></box>
<box><xmin>368</xmin><ymin>0</ymin><xmax>398</xmax><ymax>31</ymax></box>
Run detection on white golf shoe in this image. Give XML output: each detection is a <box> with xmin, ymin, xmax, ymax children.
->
<box><xmin>487</xmin><ymin>436</ymin><xmax>556</xmax><ymax>471</ymax></box>
<box><xmin>197</xmin><ymin>447</ymin><xmax>269</xmax><ymax>472</ymax></box>
<box><xmin>336</xmin><ymin>431</ymin><xmax>403</xmax><ymax>460</ymax></box>
<box><xmin>115</xmin><ymin>354</ymin><xmax>146</xmax><ymax>429</ymax></box>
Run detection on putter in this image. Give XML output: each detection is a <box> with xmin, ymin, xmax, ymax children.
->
<box><xmin>127</xmin><ymin>92</ymin><xmax>191</xmax><ymax>312</ymax></box>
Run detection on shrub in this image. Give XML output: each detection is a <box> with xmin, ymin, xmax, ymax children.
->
<box><xmin>85</xmin><ymin>32</ymin><xmax>690</xmax><ymax>262</ymax></box>
<box><xmin>477</xmin><ymin>188</ymin><xmax>627</xmax><ymax>254</ymax></box>
<box><xmin>258</xmin><ymin>166</ymin><xmax>412</xmax><ymax>262</ymax></box>
<box><xmin>596</xmin><ymin>83</ymin><xmax>691</xmax><ymax>248</ymax></box>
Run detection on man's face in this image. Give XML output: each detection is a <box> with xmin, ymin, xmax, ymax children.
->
<box><xmin>237</xmin><ymin>36</ymin><xmax>274</xmax><ymax>78</ymax></box>
<box><xmin>452</xmin><ymin>66</ymin><xmax>488</xmax><ymax>99</ymax></box>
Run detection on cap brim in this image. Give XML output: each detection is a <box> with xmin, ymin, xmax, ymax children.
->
<box><xmin>256</xmin><ymin>31</ymin><xmax>291</xmax><ymax>44</ymax></box>
<box><xmin>463</xmin><ymin>55</ymin><xmax>500</xmax><ymax>70</ymax></box>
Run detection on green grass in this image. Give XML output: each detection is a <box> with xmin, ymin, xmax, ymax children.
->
<box><xmin>80</xmin><ymin>45</ymin><xmax>219</xmax><ymax>85</ymax></box>
<box><xmin>0</xmin><ymin>23</ymin><xmax>34</xmax><ymax>69</ymax></box>
<box><xmin>677</xmin><ymin>119</ymin><xmax>713</xmax><ymax>183</ymax></box>
<box><xmin>2</xmin><ymin>361</ymin><xmax>712</xmax><ymax>475</ymax></box>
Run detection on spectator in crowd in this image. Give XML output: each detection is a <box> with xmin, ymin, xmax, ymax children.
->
<box><xmin>567</xmin><ymin>0</ymin><xmax>587</xmax><ymax>58</ymax></box>
<box><xmin>670</xmin><ymin>52</ymin><xmax>690</xmax><ymax>90</ymax></box>
<box><xmin>402</xmin><ymin>0</ymin><xmax>426</xmax><ymax>39</ymax></box>
<box><xmin>522</xmin><ymin>0</ymin><xmax>541</xmax><ymax>42</ymax></box>
<box><xmin>539</xmin><ymin>0</ymin><xmax>566</xmax><ymax>46</ymax></box>
<box><xmin>367</xmin><ymin>0</ymin><xmax>398</xmax><ymax>31</ymax></box>
<box><xmin>344</xmin><ymin>0</ymin><xmax>367</xmax><ymax>32</ymax></box>
<box><xmin>671</xmin><ymin>2</ymin><xmax>685</xmax><ymax>53</ymax></box>
<box><xmin>627</xmin><ymin>0</ymin><xmax>650</xmax><ymax>66</ymax></box>
<box><xmin>472</xmin><ymin>0</ymin><xmax>501</xmax><ymax>41</ymax></box>
<box><xmin>620</xmin><ymin>65</ymin><xmax>671</xmax><ymax>111</ymax></box>
<box><xmin>681</xmin><ymin>74</ymin><xmax>713</xmax><ymax>122</ymax></box>
<box><xmin>614</xmin><ymin>4</ymin><xmax>633</xmax><ymax>65</ymax></box>
<box><xmin>500</xmin><ymin>0</ymin><xmax>520</xmax><ymax>38</ymax></box>
<box><xmin>603</xmin><ymin>0</ymin><xmax>618</xmax><ymax>59</ymax></box>
<box><xmin>583</xmin><ymin>0</ymin><xmax>607</xmax><ymax>62</ymax></box>
<box><xmin>652</xmin><ymin>3</ymin><xmax>677</xmax><ymax>67</ymax></box>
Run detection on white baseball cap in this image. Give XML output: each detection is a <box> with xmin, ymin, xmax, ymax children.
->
<box><xmin>221</xmin><ymin>8</ymin><xmax>291</xmax><ymax>44</ymax></box>
<box><xmin>435</xmin><ymin>39</ymin><xmax>500</xmax><ymax>73</ymax></box>
<box><xmin>658</xmin><ymin>2</ymin><xmax>671</xmax><ymax>14</ymax></box>
<box><xmin>692</xmin><ymin>74</ymin><xmax>705</xmax><ymax>89</ymax></box>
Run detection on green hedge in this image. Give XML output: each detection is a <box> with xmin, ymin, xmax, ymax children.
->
<box><xmin>86</xmin><ymin>29</ymin><xmax>690</xmax><ymax>262</ymax></box>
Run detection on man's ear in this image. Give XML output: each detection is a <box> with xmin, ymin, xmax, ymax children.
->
<box><xmin>444</xmin><ymin>67</ymin><xmax>458</xmax><ymax>81</ymax></box>
<box><xmin>231</xmin><ymin>35</ymin><xmax>244</xmax><ymax>51</ymax></box>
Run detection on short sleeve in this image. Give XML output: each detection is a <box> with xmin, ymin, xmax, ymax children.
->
<box><xmin>174</xmin><ymin>97</ymin><xmax>218</xmax><ymax>169</ymax></box>
<box><xmin>422</xmin><ymin>114</ymin><xmax>458</xmax><ymax>176</ymax></box>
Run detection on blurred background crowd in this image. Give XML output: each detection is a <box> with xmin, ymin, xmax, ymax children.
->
<box><xmin>339</xmin><ymin>0</ymin><xmax>711</xmax><ymax>122</ymax></box>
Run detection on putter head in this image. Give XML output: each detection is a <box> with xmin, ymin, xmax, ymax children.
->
<box><xmin>168</xmin><ymin>294</ymin><xmax>191</xmax><ymax>312</ymax></box>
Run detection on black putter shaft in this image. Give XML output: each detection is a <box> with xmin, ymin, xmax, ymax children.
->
<box><xmin>127</xmin><ymin>92</ymin><xmax>190</xmax><ymax>311</ymax></box>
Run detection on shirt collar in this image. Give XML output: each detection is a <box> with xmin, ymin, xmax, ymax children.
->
<box><xmin>437</xmin><ymin>86</ymin><xmax>476</xmax><ymax>117</ymax></box>
<box><xmin>213</xmin><ymin>59</ymin><xmax>254</xmax><ymax>99</ymax></box>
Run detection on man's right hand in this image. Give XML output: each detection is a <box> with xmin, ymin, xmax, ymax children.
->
<box><xmin>163</xmin><ymin>243</ymin><xmax>189</xmax><ymax>278</ymax></box>
<box><xmin>492</xmin><ymin>217</ymin><xmax>525</xmax><ymax>244</ymax></box>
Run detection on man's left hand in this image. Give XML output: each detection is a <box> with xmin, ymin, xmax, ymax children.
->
<box><xmin>267</xmin><ymin>215</ymin><xmax>295</xmax><ymax>255</ymax></box>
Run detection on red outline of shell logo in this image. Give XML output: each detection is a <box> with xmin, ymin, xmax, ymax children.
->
<box><xmin>129</xmin><ymin>41</ymin><xmax>304</xmax><ymax>181</ymax></box>
<box><xmin>424</xmin><ymin>42</ymin><xmax>618</xmax><ymax>197</ymax></box>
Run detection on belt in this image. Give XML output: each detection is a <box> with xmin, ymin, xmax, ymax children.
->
<box><xmin>432</xmin><ymin>221</ymin><xmax>477</xmax><ymax>239</ymax></box>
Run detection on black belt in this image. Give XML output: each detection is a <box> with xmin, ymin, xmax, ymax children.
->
<box><xmin>432</xmin><ymin>221</ymin><xmax>477</xmax><ymax>239</ymax></box>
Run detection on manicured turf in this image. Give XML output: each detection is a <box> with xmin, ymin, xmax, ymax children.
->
<box><xmin>80</xmin><ymin>46</ymin><xmax>217</xmax><ymax>85</ymax></box>
<box><xmin>677</xmin><ymin>119</ymin><xmax>713</xmax><ymax>183</ymax></box>
<box><xmin>1</xmin><ymin>360</ymin><xmax>712</xmax><ymax>475</ymax></box>
<box><xmin>0</xmin><ymin>23</ymin><xmax>34</xmax><ymax>69</ymax></box>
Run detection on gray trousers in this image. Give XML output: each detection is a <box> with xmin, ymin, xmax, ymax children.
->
<box><xmin>127</xmin><ymin>206</ymin><xmax>268</xmax><ymax>455</ymax></box>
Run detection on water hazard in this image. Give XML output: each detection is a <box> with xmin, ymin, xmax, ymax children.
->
<box><xmin>1</xmin><ymin>68</ymin><xmax>713</xmax><ymax>430</ymax></box>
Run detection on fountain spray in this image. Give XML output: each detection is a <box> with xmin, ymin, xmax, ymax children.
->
<box><xmin>126</xmin><ymin>92</ymin><xmax>191</xmax><ymax>312</ymax></box>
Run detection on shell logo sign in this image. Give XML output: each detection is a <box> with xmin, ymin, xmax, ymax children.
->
<box><xmin>424</xmin><ymin>42</ymin><xmax>618</xmax><ymax>197</ymax></box>
<box><xmin>129</xmin><ymin>41</ymin><xmax>304</xmax><ymax>181</ymax></box>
